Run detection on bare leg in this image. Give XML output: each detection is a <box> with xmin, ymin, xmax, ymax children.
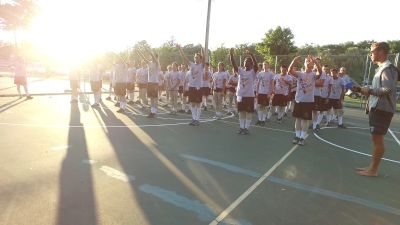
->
<box><xmin>357</xmin><ymin>134</ymin><xmax>384</xmax><ymax>177</ymax></box>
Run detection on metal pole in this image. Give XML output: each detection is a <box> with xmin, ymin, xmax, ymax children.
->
<box><xmin>395</xmin><ymin>53</ymin><xmax>399</xmax><ymax>67</ymax></box>
<box><xmin>204</xmin><ymin>0</ymin><xmax>212</xmax><ymax>63</ymax></box>
<box><xmin>363</xmin><ymin>54</ymin><xmax>369</xmax><ymax>85</ymax></box>
<box><xmin>274</xmin><ymin>56</ymin><xmax>278</xmax><ymax>73</ymax></box>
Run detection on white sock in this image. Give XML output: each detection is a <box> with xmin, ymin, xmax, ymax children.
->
<box><xmin>245</xmin><ymin>120</ymin><xmax>251</xmax><ymax>129</ymax></box>
<box><xmin>312</xmin><ymin>121</ymin><xmax>317</xmax><ymax>129</ymax></box>
<box><xmin>196</xmin><ymin>108</ymin><xmax>202</xmax><ymax>120</ymax></box>
<box><xmin>327</xmin><ymin>114</ymin><xmax>332</xmax><ymax>123</ymax></box>
<box><xmin>239</xmin><ymin>119</ymin><xmax>245</xmax><ymax>129</ymax></box>
<box><xmin>295</xmin><ymin>130</ymin><xmax>301</xmax><ymax>138</ymax></box>
<box><xmin>338</xmin><ymin>116</ymin><xmax>343</xmax><ymax>125</ymax></box>
<box><xmin>258</xmin><ymin>110</ymin><xmax>262</xmax><ymax>121</ymax></box>
<box><xmin>262</xmin><ymin>113</ymin><xmax>267</xmax><ymax>121</ymax></box>
<box><xmin>267</xmin><ymin>111</ymin><xmax>272</xmax><ymax>119</ymax></box>
<box><xmin>129</xmin><ymin>93</ymin><xmax>134</xmax><ymax>101</ymax></box>
<box><xmin>300</xmin><ymin>131</ymin><xmax>306</xmax><ymax>139</ymax></box>
<box><xmin>120</xmin><ymin>101</ymin><xmax>126</xmax><ymax>110</ymax></box>
<box><xmin>191</xmin><ymin>106</ymin><xmax>196</xmax><ymax>120</ymax></box>
<box><xmin>316</xmin><ymin>114</ymin><xmax>324</xmax><ymax>125</ymax></box>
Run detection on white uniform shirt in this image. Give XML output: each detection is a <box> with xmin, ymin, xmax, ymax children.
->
<box><xmin>168</xmin><ymin>71</ymin><xmax>181</xmax><ymax>91</ymax></box>
<box><xmin>227</xmin><ymin>75</ymin><xmax>238</xmax><ymax>90</ymax></box>
<box><xmin>89</xmin><ymin>68</ymin><xmax>102</xmax><ymax>82</ymax></box>
<box><xmin>114</xmin><ymin>64</ymin><xmax>127</xmax><ymax>83</ymax></box>
<box><xmin>329</xmin><ymin>77</ymin><xmax>345</xmax><ymax>99</ymax></box>
<box><xmin>179</xmin><ymin>71</ymin><xmax>186</xmax><ymax>86</ymax></box>
<box><xmin>136</xmin><ymin>68</ymin><xmax>148</xmax><ymax>84</ymax></box>
<box><xmin>188</xmin><ymin>62</ymin><xmax>204</xmax><ymax>88</ymax></box>
<box><xmin>147</xmin><ymin>62</ymin><xmax>159</xmax><ymax>83</ymax></box>
<box><xmin>256</xmin><ymin>71</ymin><xmax>274</xmax><ymax>95</ymax></box>
<box><xmin>295</xmin><ymin>71</ymin><xmax>318</xmax><ymax>102</ymax></box>
<box><xmin>289</xmin><ymin>74</ymin><xmax>297</xmax><ymax>93</ymax></box>
<box><xmin>316</xmin><ymin>72</ymin><xmax>332</xmax><ymax>98</ymax></box>
<box><xmin>202</xmin><ymin>69</ymin><xmax>212</xmax><ymax>88</ymax></box>
<box><xmin>14</xmin><ymin>61</ymin><xmax>27</xmax><ymax>77</ymax></box>
<box><xmin>212</xmin><ymin>71</ymin><xmax>229</xmax><ymax>89</ymax></box>
<box><xmin>274</xmin><ymin>74</ymin><xmax>292</xmax><ymax>95</ymax></box>
<box><xmin>127</xmin><ymin>67</ymin><xmax>136</xmax><ymax>83</ymax></box>
<box><xmin>237</xmin><ymin>68</ymin><xmax>256</xmax><ymax>97</ymax></box>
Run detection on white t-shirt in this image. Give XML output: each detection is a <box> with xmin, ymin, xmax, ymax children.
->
<box><xmin>274</xmin><ymin>74</ymin><xmax>292</xmax><ymax>95</ymax></box>
<box><xmin>212</xmin><ymin>71</ymin><xmax>229</xmax><ymax>89</ymax></box>
<box><xmin>147</xmin><ymin>62</ymin><xmax>159</xmax><ymax>83</ymax></box>
<box><xmin>295</xmin><ymin>71</ymin><xmax>318</xmax><ymax>102</ymax></box>
<box><xmin>237</xmin><ymin>68</ymin><xmax>256</xmax><ymax>97</ymax></box>
<box><xmin>89</xmin><ymin>68</ymin><xmax>102</xmax><ymax>82</ymax></box>
<box><xmin>136</xmin><ymin>68</ymin><xmax>148</xmax><ymax>84</ymax></box>
<box><xmin>315</xmin><ymin>72</ymin><xmax>332</xmax><ymax>98</ymax></box>
<box><xmin>127</xmin><ymin>67</ymin><xmax>136</xmax><ymax>83</ymax></box>
<box><xmin>289</xmin><ymin>74</ymin><xmax>297</xmax><ymax>92</ymax></box>
<box><xmin>227</xmin><ymin>75</ymin><xmax>238</xmax><ymax>90</ymax></box>
<box><xmin>178</xmin><ymin>71</ymin><xmax>186</xmax><ymax>86</ymax></box>
<box><xmin>114</xmin><ymin>64</ymin><xmax>127</xmax><ymax>83</ymax></box>
<box><xmin>256</xmin><ymin>71</ymin><xmax>274</xmax><ymax>95</ymax></box>
<box><xmin>184</xmin><ymin>71</ymin><xmax>190</xmax><ymax>91</ymax></box>
<box><xmin>14</xmin><ymin>61</ymin><xmax>27</xmax><ymax>77</ymax></box>
<box><xmin>168</xmin><ymin>71</ymin><xmax>181</xmax><ymax>91</ymax></box>
<box><xmin>188</xmin><ymin>62</ymin><xmax>204</xmax><ymax>88</ymax></box>
<box><xmin>329</xmin><ymin>77</ymin><xmax>345</xmax><ymax>99</ymax></box>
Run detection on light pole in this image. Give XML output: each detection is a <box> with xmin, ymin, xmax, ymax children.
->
<box><xmin>204</xmin><ymin>0</ymin><xmax>212</xmax><ymax>63</ymax></box>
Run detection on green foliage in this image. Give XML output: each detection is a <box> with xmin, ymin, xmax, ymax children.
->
<box><xmin>0</xmin><ymin>0</ymin><xmax>39</xmax><ymax>30</ymax></box>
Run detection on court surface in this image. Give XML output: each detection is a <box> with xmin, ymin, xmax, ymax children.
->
<box><xmin>0</xmin><ymin>89</ymin><xmax>399</xmax><ymax>225</ymax></box>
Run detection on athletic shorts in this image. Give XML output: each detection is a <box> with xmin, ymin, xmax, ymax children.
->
<box><xmin>314</xmin><ymin>96</ymin><xmax>329</xmax><ymax>111</ymax></box>
<box><xmin>201</xmin><ymin>87</ymin><xmax>211</xmax><ymax>96</ymax></box>
<box><xmin>292</xmin><ymin>102</ymin><xmax>314</xmax><ymax>120</ymax></box>
<box><xmin>14</xmin><ymin>76</ymin><xmax>27</xmax><ymax>85</ymax></box>
<box><xmin>158</xmin><ymin>84</ymin><xmax>165</xmax><ymax>91</ymax></box>
<box><xmin>288</xmin><ymin>91</ymin><xmax>296</xmax><ymax>101</ymax></box>
<box><xmin>188</xmin><ymin>87</ymin><xmax>202</xmax><ymax>103</ymax></box>
<box><xmin>272</xmin><ymin>94</ymin><xmax>288</xmax><ymax>107</ymax></box>
<box><xmin>227</xmin><ymin>87</ymin><xmax>236</xmax><ymax>93</ymax></box>
<box><xmin>369</xmin><ymin>108</ymin><xmax>393</xmax><ymax>135</ymax></box>
<box><xmin>238</xmin><ymin>97</ymin><xmax>255</xmax><ymax>113</ymax></box>
<box><xmin>137</xmin><ymin>83</ymin><xmax>147</xmax><ymax>89</ymax></box>
<box><xmin>213</xmin><ymin>88</ymin><xmax>223</xmax><ymax>94</ymax></box>
<box><xmin>183</xmin><ymin>90</ymin><xmax>189</xmax><ymax>97</ymax></box>
<box><xmin>327</xmin><ymin>99</ymin><xmax>342</xmax><ymax>109</ymax></box>
<box><xmin>114</xmin><ymin>83</ymin><xmax>127</xmax><ymax>96</ymax></box>
<box><xmin>90</xmin><ymin>81</ymin><xmax>102</xmax><ymax>92</ymax></box>
<box><xmin>70</xmin><ymin>80</ymin><xmax>79</xmax><ymax>90</ymax></box>
<box><xmin>126</xmin><ymin>83</ymin><xmax>135</xmax><ymax>91</ymax></box>
<box><xmin>147</xmin><ymin>83</ymin><xmax>159</xmax><ymax>98</ymax></box>
<box><xmin>257</xmin><ymin>94</ymin><xmax>270</xmax><ymax>106</ymax></box>
<box><xmin>178</xmin><ymin>86</ymin><xmax>184</xmax><ymax>94</ymax></box>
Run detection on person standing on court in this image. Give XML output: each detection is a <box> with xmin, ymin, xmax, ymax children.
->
<box><xmin>13</xmin><ymin>56</ymin><xmax>33</xmax><ymax>99</ymax></box>
<box><xmin>177</xmin><ymin>44</ymin><xmax>205</xmax><ymax>126</ymax></box>
<box><xmin>230</xmin><ymin>48</ymin><xmax>258</xmax><ymax>135</ymax></box>
<box><xmin>358</xmin><ymin>42</ymin><xmax>399</xmax><ymax>177</ymax></box>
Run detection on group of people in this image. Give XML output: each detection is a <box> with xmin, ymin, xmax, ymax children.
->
<box><xmin>69</xmin><ymin>42</ymin><xmax>398</xmax><ymax>177</ymax></box>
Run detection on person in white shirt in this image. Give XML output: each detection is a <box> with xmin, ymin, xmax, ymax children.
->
<box><xmin>270</xmin><ymin>65</ymin><xmax>292</xmax><ymax>123</ymax></box>
<box><xmin>255</xmin><ymin>61</ymin><xmax>274</xmax><ymax>126</ymax></box>
<box><xmin>226</xmin><ymin>69</ymin><xmax>238</xmax><ymax>115</ymax></box>
<box><xmin>13</xmin><ymin>57</ymin><xmax>32</xmax><ymax>99</ymax></box>
<box><xmin>182</xmin><ymin>70</ymin><xmax>191</xmax><ymax>114</ymax></box>
<box><xmin>167</xmin><ymin>62</ymin><xmax>181</xmax><ymax>114</ymax></box>
<box><xmin>135</xmin><ymin>61</ymin><xmax>148</xmax><ymax>107</ymax></box>
<box><xmin>69</xmin><ymin>69</ymin><xmax>80</xmax><ymax>103</ymax></box>
<box><xmin>312</xmin><ymin>65</ymin><xmax>333</xmax><ymax>132</ymax></box>
<box><xmin>230</xmin><ymin>48</ymin><xmax>258</xmax><ymax>135</ymax></box>
<box><xmin>212</xmin><ymin>62</ymin><xmax>229</xmax><ymax>118</ymax></box>
<box><xmin>326</xmin><ymin>68</ymin><xmax>346</xmax><ymax>128</ymax></box>
<box><xmin>126</xmin><ymin>62</ymin><xmax>136</xmax><ymax>105</ymax></box>
<box><xmin>113</xmin><ymin>60</ymin><xmax>128</xmax><ymax>113</ymax></box>
<box><xmin>137</xmin><ymin>47</ymin><xmax>160</xmax><ymax>118</ymax></box>
<box><xmin>89</xmin><ymin>64</ymin><xmax>103</xmax><ymax>107</ymax></box>
<box><xmin>161</xmin><ymin>66</ymin><xmax>170</xmax><ymax>103</ymax></box>
<box><xmin>177</xmin><ymin>44</ymin><xmax>205</xmax><ymax>126</ymax></box>
<box><xmin>288</xmin><ymin>55</ymin><xmax>322</xmax><ymax>145</ymax></box>
<box><xmin>285</xmin><ymin>67</ymin><xmax>298</xmax><ymax>115</ymax></box>
<box><xmin>201</xmin><ymin>62</ymin><xmax>212</xmax><ymax>111</ymax></box>
<box><xmin>178</xmin><ymin>64</ymin><xmax>188</xmax><ymax>113</ymax></box>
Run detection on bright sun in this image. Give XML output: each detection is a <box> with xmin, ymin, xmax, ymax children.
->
<box><xmin>27</xmin><ymin>0</ymin><xmax>134</xmax><ymax>68</ymax></box>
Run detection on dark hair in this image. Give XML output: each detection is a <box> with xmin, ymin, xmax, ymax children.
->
<box><xmin>323</xmin><ymin>65</ymin><xmax>330</xmax><ymax>68</ymax></box>
<box><xmin>372</xmin><ymin>42</ymin><xmax>390</xmax><ymax>54</ymax></box>
<box><xmin>280</xmin><ymin>65</ymin><xmax>287</xmax><ymax>69</ymax></box>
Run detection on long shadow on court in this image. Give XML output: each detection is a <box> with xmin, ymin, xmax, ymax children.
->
<box><xmin>0</xmin><ymin>97</ymin><xmax>32</xmax><ymax>113</ymax></box>
<box><xmin>57</xmin><ymin>104</ymin><xmax>98</xmax><ymax>225</ymax></box>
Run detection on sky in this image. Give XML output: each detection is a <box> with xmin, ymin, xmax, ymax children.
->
<box><xmin>1</xmin><ymin>0</ymin><xmax>399</xmax><ymax>65</ymax></box>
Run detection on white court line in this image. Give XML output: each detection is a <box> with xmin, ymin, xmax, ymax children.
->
<box><xmin>0</xmin><ymin>114</ymin><xmax>234</xmax><ymax>128</ymax></box>
<box><xmin>313</xmin><ymin>132</ymin><xmax>400</xmax><ymax>165</ymax></box>
<box><xmin>209</xmin><ymin>137</ymin><xmax>303</xmax><ymax>225</ymax></box>
<box><xmin>218</xmin><ymin>120</ymin><xmax>294</xmax><ymax>134</ymax></box>
<box><xmin>388</xmin><ymin>129</ymin><xmax>400</xmax><ymax>146</ymax></box>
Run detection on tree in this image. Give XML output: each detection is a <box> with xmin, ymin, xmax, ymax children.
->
<box><xmin>256</xmin><ymin>26</ymin><xmax>296</xmax><ymax>60</ymax></box>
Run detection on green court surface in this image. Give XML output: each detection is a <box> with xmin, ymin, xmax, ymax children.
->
<box><xmin>0</xmin><ymin>94</ymin><xmax>399</xmax><ymax>225</ymax></box>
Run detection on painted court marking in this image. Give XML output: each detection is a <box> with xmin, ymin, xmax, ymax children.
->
<box><xmin>208</xmin><ymin>138</ymin><xmax>302</xmax><ymax>225</ymax></box>
<box><xmin>182</xmin><ymin>154</ymin><xmax>400</xmax><ymax>217</ymax></box>
<box><xmin>313</xmin><ymin>128</ymin><xmax>400</xmax><ymax>165</ymax></box>
<box><xmin>388</xmin><ymin>129</ymin><xmax>400</xmax><ymax>146</ymax></box>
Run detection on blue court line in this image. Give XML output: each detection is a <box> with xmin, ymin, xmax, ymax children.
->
<box><xmin>139</xmin><ymin>184</ymin><xmax>252</xmax><ymax>225</ymax></box>
<box><xmin>181</xmin><ymin>154</ymin><xmax>400</xmax><ymax>216</ymax></box>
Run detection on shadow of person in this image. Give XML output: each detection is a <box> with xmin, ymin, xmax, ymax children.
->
<box><xmin>57</xmin><ymin>104</ymin><xmax>98</xmax><ymax>225</ymax></box>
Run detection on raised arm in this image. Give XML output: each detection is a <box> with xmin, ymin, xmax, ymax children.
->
<box><xmin>229</xmin><ymin>48</ymin><xmax>238</xmax><ymax>74</ymax></box>
<box><xmin>200</xmin><ymin>46</ymin><xmax>206</xmax><ymax>64</ymax></box>
<box><xmin>176</xmin><ymin>44</ymin><xmax>190</xmax><ymax>66</ymax></box>
<box><xmin>288</xmin><ymin>56</ymin><xmax>301</xmax><ymax>77</ymax></box>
